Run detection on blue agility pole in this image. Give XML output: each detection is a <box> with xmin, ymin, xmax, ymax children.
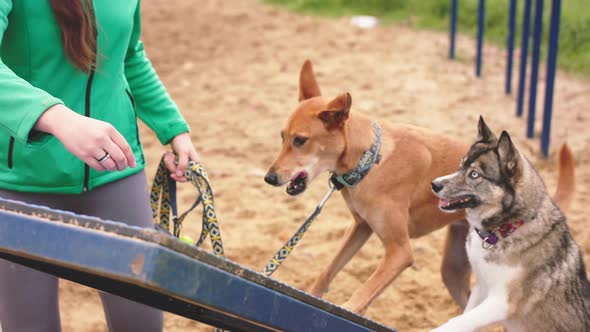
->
<box><xmin>527</xmin><ymin>0</ymin><xmax>543</xmax><ymax>138</ymax></box>
<box><xmin>516</xmin><ymin>0</ymin><xmax>532</xmax><ymax>117</ymax></box>
<box><xmin>449</xmin><ymin>0</ymin><xmax>458</xmax><ymax>59</ymax></box>
<box><xmin>505</xmin><ymin>0</ymin><xmax>517</xmax><ymax>95</ymax></box>
<box><xmin>541</xmin><ymin>0</ymin><xmax>561</xmax><ymax>158</ymax></box>
<box><xmin>475</xmin><ymin>0</ymin><xmax>485</xmax><ymax>77</ymax></box>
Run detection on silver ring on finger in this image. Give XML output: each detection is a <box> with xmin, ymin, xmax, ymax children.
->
<box><xmin>98</xmin><ymin>152</ymin><xmax>111</xmax><ymax>164</ymax></box>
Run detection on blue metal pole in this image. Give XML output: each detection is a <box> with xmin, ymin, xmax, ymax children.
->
<box><xmin>476</xmin><ymin>0</ymin><xmax>485</xmax><ymax>77</ymax></box>
<box><xmin>505</xmin><ymin>0</ymin><xmax>517</xmax><ymax>95</ymax></box>
<box><xmin>542</xmin><ymin>0</ymin><xmax>561</xmax><ymax>158</ymax></box>
<box><xmin>449</xmin><ymin>0</ymin><xmax>458</xmax><ymax>59</ymax></box>
<box><xmin>527</xmin><ymin>0</ymin><xmax>543</xmax><ymax>138</ymax></box>
<box><xmin>516</xmin><ymin>0</ymin><xmax>532</xmax><ymax>117</ymax></box>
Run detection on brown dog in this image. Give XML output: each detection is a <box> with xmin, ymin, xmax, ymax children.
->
<box><xmin>265</xmin><ymin>60</ymin><xmax>472</xmax><ymax>314</ymax></box>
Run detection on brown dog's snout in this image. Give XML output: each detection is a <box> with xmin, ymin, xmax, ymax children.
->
<box><xmin>431</xmin><ymin>181</ymin><xmax>444</xmax><ymax>193</ymax></box>
<box><xmin>264</xmin><ymin>170</ymin><xmax>280</xmax><ymax>186</ymax></box>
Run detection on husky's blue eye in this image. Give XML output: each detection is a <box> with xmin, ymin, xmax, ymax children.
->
<box><xmin>293</xmin><ymin>136</ymin><xmax>308</xmax><ymax>147</ymax></box>
<box><xmin>470</xmin><ymin>170</ymin><xmax>480</xmax><ymax>179</ymax></box>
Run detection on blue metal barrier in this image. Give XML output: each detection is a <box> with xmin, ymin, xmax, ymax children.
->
<box><xmin>0</xmin><ymin>198</ymin><xmax>397</xmax><ymax>332</ymax></box>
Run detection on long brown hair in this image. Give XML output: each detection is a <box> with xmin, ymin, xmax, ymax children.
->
<box><xmin>49</xmin><ymin>0</ymin><xmax>97</xmax><ymax>72</ymax></box>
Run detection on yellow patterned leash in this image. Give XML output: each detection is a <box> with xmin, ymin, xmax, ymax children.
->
<box><xmin>262</xmin><ymin>183</ymin><xmax>337</xmax><ymax>277</ymax></box>
<box><xmin>152</xmin><ymin>152</ymin><xmax>337</xmax><ymax>272</ymax></box>
<box><xmin>211</xmin><ymin>186</ymin><xmax>336</xmax><ymax>332</ymax></box>
<box><xmin>152</xmin><ymin>154</ymin><xmax>338</xmax><ymax>331</ymax></box>
<box><xmin>151</xmin><ymin>155</ymin><xmax>224</xmax><ymax>257</ymax></box>
<box><xmin>151</xmin><ymin>156</ymin><xmax>227</xmax><ymax>332</ymax></box>
<box><xmin>260</xmin><ymin>122</ymin><xmax>381</xmax><ymax>275</ymax></box>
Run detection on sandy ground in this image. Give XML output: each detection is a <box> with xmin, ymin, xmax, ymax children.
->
<box><xmin>58</xmin><ymin>1</ymin><xmax>590</xmax><ymax>331</ymax></box>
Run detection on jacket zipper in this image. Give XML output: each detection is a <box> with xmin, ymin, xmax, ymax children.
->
<box><xmin>82</xmin><ymin>69</ymin><xmax>96</xmax><ymax>192</ymax></box>
<box><xmin>7</xmin><ymin>136</ymin><xmax>14</xmax><ymax>169</ymax></box>
<box><xmin>125</xmin><ymin>89</ymin><xmax>135</xmax><ymax>108</ymax></box>
<box><xmin>125</xmin><ymin>89</ymin><xmax>145</xmax><ymax>165</ymax></box>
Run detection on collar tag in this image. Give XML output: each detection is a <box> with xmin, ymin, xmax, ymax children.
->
<box><xmin>476</xmin><ymin>220</ymin><xmax>525</xmax><ymax>249</ymax></box>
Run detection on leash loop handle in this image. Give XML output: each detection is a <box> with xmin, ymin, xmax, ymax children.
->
<box><xmin>151</xmin><ymin>155</ymin><xmax>224</xmax><ymax>257</ymax></box>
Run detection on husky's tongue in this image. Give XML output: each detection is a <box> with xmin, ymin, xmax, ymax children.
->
<box><xmin>439</xmin><ymin>198</ymin><xmax>461</xmax><ymax>209</ymax></box>
<box><xmin>439</xmin><ymin>197</ymin><xmax>473</xmax><ymax>210</ymax></box>
<box><xmin>438</xmin><ymin>199</ymin><xmax>451</xmax><ymax>209</ymax></box>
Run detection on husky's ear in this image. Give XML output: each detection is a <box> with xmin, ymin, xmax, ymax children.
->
<box><xmin>477</xmin><ymin>116</ymin><xmax>497</xmax><ymax>143</ymax></box>
<box><xmin>318</xmin><ymin>93</ymin><xmax>351</xmax><ymax>130</ymax></box>
<box><xmin>299</xmin><ymin>59</ymin><xmax>322</xmax><ymax>101</ymax></box>
<box><xmin>497</xmin><ymin>130</ymin><xmax>520</xmax><ymax>177</ymax></box>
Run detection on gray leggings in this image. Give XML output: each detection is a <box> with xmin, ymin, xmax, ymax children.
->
<box><xmin>0</xmin><ymin>171</ymin><xmax>163</xmax><ymax>332</ymax></box>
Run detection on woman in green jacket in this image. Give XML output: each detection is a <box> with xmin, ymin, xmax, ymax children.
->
<box><xmin>0</xmin><ymin>0</ymin><xmax>199</xmax><ymax>330</ymax></box>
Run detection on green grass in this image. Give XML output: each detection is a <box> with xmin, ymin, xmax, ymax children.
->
<box><xmin>265</xmin><ymin>0</ymin><xmax>590</xmax><ymax>77</ymax></box>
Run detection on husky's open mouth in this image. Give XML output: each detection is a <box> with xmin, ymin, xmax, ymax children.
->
<box><xmin>286</xmin><ymin>171</ymin><xmax>308</xmax><ymax>196</ymax></box>
<box><xmin>438</xmin><ymin>196</ymin><xmax>478</xmax><ymax>211</ymax></box>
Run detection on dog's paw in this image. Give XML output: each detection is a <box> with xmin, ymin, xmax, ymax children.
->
<box><xmin>341</xmin><ymin>301</ymin><xmax>367</xmax><ymax>315</ymax></box>
<box><xmin>429</xmin><ymin>326</ymin><xmax>455</xmax><ymax>332</ymax></box>
<box><xmin>307</xmin><ymin>287</ymin><xmax>328</xmax><ymax>299</ymax></box>
<box><xmin>429</xmin><ymin>318</ymin><xmax>474</xmax><ymax>332</ymax></box>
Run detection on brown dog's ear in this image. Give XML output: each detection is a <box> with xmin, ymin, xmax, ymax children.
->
<box><xmin>477</xmin><ymin>116</ymin><xmax>497</xmax><ymax>143</ymax></box>
<box><xmin>299</xmin><ymin>59</ymin><xmax>321</xmax><ymax>101</ymax></box>
<box><xmin>318</xmin><ymin>93</ymin><xmax>351</xmax><ymax>130</ymax></box>
<box><xmin>497</xmin><ymin>130</ymin><xmax>520</xmax><ymax>177</ymax></box>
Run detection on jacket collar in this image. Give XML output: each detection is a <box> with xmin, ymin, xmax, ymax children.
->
<box><xmin>330</xmin><ymin>121</ymin><xmax>381</xmax><ymax>190</ymax></box>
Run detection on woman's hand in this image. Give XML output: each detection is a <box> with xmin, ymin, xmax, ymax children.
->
<box><xmin>164</xmin><ymin>132</ymin><xmax>200</xmax><ymax>182</ymax></box>
<box><xmin>35</xmin><ymin>104</ymin><xmax>136</xmax><ymax>172</ymax></box>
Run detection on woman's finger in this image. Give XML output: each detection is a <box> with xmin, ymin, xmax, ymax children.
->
<box><xmin>163</xmin><ymin>151</ymin><xmax>188</xmax><ymax>182</ymax></box>
<box><xmin>176</xmin><ymin>151</ymin><xmax>188</xmax><ymax>177</ymax></box>
<box><xmin>95</xmin><ymin>150</ymin><xmax>118</xmax><ymax>172</ymax></box>
<box><xmin>103</xmin><ymin>140</ymin><xmax>128</xmax><ymax>170</ymax></box>
<box><xmin>163</xmin><ymin>151</ymin><xmax>177</xmax><ymax>173</ymax></box>
<box><xmin>165</xmin><ymin>151</ymin><xmax>188</xmax><ymax>183</ymax></box>
<box><xmin>109</xmin><ymin>128</ymin><xmax>136</xmax><ymax>168</ymax></box>
<box><xmin>101</xmin><ymin>157</ymin><xmax>118</xmax><ymax>172</ymax></box>
<box><xmin>188</xmin><ymin>148</ymin><xmax>200</xmax><ymax>164</ymax></box>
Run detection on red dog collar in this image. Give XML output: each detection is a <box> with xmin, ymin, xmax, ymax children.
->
<box><xmin>475</xmin><ymin>220</ymin><xmax>525</xmax><ymax>249</ymax></box>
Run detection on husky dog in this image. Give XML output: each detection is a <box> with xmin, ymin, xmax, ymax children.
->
<box><xmin>430</xmin><ymin>117</ymin><xmax>590</xmax><ymax>332</ymax></box>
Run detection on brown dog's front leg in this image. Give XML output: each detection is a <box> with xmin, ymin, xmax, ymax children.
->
<box><xmin>341</xmin><ymin>241</ymin><xmax>413</xmax><ymax>314</ymax></box>
<box><xmin>441</xmin><ymin>219</ymin><xmax>471</xmax><ymax>309</ymax></box>
<box><xmin>341</xmin><ymin>207</ymin><xmax>413</xmax><ymax>314</ymax></box>
<box><xmin>308</xmin><ymin>219</ymin><xmax>372</xmax><ymax>298</ymax></box>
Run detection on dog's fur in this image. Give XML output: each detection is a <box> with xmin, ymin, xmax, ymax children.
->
<box><xmin>265</xmin><ymin>60</ymin><xmax>474</xmax><ymax>313</ymax></box>
<box><xmin>431</xmin><ymin>118</ymin><xmax>589</xmax><ymax>332</ymax></box>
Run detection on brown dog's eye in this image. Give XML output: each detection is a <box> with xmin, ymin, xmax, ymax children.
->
<box><xmin>293</xmin><ymin>136</ymin><xmax>308</xmax><ymax>147</ymax></box>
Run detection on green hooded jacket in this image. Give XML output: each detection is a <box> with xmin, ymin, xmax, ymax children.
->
<box><xmin>0</xmin><ymin>0</ymin><xmax>190</xmax><ymax>194</ymax></box>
